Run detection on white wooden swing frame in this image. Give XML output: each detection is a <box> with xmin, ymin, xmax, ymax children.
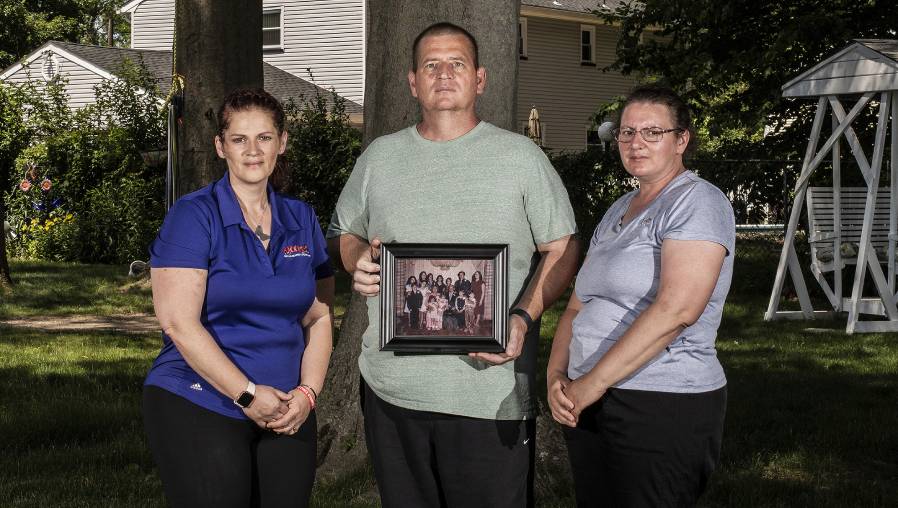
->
<box><xmin>765</xmin><ymin>90</ymin><xmax>898</xmax><ymax>333</ymax></box>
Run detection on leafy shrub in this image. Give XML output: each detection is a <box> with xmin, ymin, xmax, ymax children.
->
<box><xmin>283</xmin><ymin>89</ymin><xmax>361</xmax><ymax>230</ymax></box>
<box><xmin>549</xmin><ymin>146</ymin><xmax>635</xmax><ymax>238</ymax></box>
<box><xmin>76</xmin><ymin>174</ymin><xmax>164</xmax><ymax>263</ymax></box>
<box><xmin>3</xmin><ymin>59</ymin><xmax>165</xmax><ymax>263</ymax></box>
<box><xmin>13</xmin><ymin>210</ymin><xmax>79</xmax><ymax>261</ymax></box>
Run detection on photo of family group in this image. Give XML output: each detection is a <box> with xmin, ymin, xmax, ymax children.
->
<box><xmin>392</xmin><ymin>258</ymin><xmax>495</xmax><ymax>338</ymax></box>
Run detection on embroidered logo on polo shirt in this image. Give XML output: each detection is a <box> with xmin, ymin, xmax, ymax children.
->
<box><xmin>189</xmin><ymin>383</ymin><xmax>203</xmax><ymax>391</ymax></box>
<box><xmin>283</xmin><ymin>244</ymin><xmax>311</xmax><ymax>258</ymax></box>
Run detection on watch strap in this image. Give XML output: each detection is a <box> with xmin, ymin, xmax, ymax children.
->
<box><xmin>509</xmin><ymin>307</ymin><xmax>534</xmax><ymax>329</ymax></box>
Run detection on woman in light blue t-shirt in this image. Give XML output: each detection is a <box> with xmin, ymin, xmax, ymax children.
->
<box><xmin>547</xmin><ymin>85</ymin><xmax>735</xmax><ymax>508</ymax></box>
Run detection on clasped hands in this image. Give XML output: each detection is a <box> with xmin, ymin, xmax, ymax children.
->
<box><xmin>547</xmin><ymin>370</ymin><xmax>607</xmax><ymax>427</ymax></box>
<box><xmin>353</xmin><ymin>238</ymin><xmax>527</xmax><ymax>366</ymax></box>
<box><xmin>241</xmin><ymin>384</ymin><xmax>312</xmax><ymax>435</ymax></box>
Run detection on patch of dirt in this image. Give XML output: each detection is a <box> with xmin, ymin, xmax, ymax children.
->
<box><xmin>0</xmin><ymin>313</ymin><xmax>159</xmax><ymax>334</ymax></box>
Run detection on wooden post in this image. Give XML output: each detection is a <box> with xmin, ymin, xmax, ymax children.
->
<box><xmin>766</xmin><ymin>97</ymin><xmax>827</xmax><ymax>320</ymax></box>
<box><xmin>846</xmin><ymin>92</ymin><xmax>897</xmax><ymax>332</ymax></box>
<box><xmin>832</xmin><ymin>109</ymin><xmax>842</xmax><ymax>309</ymax></box>
<box><xmin>890</xmin><ymin>91</ymin><xmax>897</xmax><ymax>296</ymax></box>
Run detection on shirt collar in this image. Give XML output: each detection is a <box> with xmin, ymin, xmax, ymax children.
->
<box><xmin>214</xmin><ymin>173</ymin><xmax>244</xmax><ymax>227</ymax></box>
<box><xmin>214</xmin><ymin>172</ymin><xmax>302</xmax><ymax>231</ymax></box>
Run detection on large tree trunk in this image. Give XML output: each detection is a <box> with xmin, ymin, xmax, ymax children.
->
<box><xmin>363</xmin><ymin>0</ymin><xmax>519</xmax><ymax>140</ymax></box>
<box><xmin>175</xmin><ymin>0</ymin><xmax>264</xmax><ymax>193</ymax></box>
<box><xmin>316</xmin><ymin>0</ymin><xmax>532</xmax><ymax>486</ymax></box>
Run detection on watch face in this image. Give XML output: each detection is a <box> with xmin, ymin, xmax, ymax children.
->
<box><xmin>235</xmin><ymin>391</ymin><xmax>254</xmax><ymax>408</ymax></box>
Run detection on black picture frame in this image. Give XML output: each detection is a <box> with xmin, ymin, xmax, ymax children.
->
<box><xmin>380</xmin><ymin>243</ymin><xmax>509</xmax><ymax>353</ymax></box>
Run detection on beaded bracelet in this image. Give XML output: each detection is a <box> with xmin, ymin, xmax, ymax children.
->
<box><xmin>300</xmin><ymin>383</ymin><xmax>318</xmax><ymax>401</ymax></box>
<box><xmin>297</xmin><ymin>385</ymin><xmax>316</xmax><ymax>410</ymax></box>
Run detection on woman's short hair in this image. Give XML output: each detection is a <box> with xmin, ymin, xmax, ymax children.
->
<box><xmin>620</xmin><ymin>84</ymin><xmax>695</xmax><ymax>154</ymax></box>
<box><xmin>217</xmin><ymin>88</ymin><xmax>289</xmax><ymax>189</ymax></box>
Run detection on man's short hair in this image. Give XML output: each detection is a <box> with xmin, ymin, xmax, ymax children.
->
<box><xmin>412</xmin><ymin>22</ymin><xmax>480</xmax><ymax>71</ymax></box>
<box><xmin>458</xmin><ymin>271</ymin><xmax>465</xmax><ymax>277</ymax></box>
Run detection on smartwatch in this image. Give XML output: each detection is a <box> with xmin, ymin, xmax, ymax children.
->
<box><xmin>233</xmin><ymin>381</ymin><xmax>256</xmax><ymax>408</ymax></box>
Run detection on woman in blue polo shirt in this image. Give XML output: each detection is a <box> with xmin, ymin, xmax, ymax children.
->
<box><xmin>142</xmin><ymin>89</ymin><xmax>334</xmax><ymax>508</ymax></box>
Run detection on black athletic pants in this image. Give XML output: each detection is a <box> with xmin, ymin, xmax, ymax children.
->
<box><xmin>143</xmin><ymin>386</ymin><xmax>317</xmax><ymax>508</ymax></box>
<box><xmin>361</xmin><ymin>380</ymin><xmax>535</xmax><ymax>508</ymax></box>
<box><xmin>563</xmin><ymin>386</ymin><xmax>727</xmax><ymax>508</ymax></box>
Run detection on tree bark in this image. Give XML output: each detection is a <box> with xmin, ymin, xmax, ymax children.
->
<box><xmin>175</xmin><ymin>0</ymin><xmax>264</xmax><ymax>194</ymax></box>
<box><xmin>316</xmin><ymin>0</ymin><xmax>525</xmax><ymax>483</ymax></box>
<box><xmin>363</xmin><ymin>0</ymin><xmax>519</xmax><ymax>142</ymax></box>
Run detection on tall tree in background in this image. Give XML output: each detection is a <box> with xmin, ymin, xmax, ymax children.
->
<box><xmin>0</xmin><ymin>1</ymin><xmax>82</xmax><ymax>68</ymax></box>
<box><xmin>78</xmin><ymin>0</ymin><xmax>130</xmax><ymax>46</ymax></box>
<box><xmin>316</xmin><ymin>0</ymin><xmax>522</xmax><ymax>483</ymax></box>
<box><xmin>596</xmin><ymin>0</ymin><xmax>898</xmax><ymax>219</ymax></box>
<box><xmin>0</xmin><ymin>0</ymin><xmax>130</xmax><ymax>68</ymax></box>
<box><xmin>174</xmin><ymin>0</ymin><xmax>263</xmax><ymax>193</ymax></box>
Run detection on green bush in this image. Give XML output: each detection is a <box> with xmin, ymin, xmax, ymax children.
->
<box><xmin>76</xmin><ymin>174</ymin><xmax>164</xmax><ymax>263</ymax></box>
<box><xmin>284</xmin><ymin>89</ymin><xmax>361</xmax><ymax>230</ymax></box>
<box><xmin>549</xmin><ymin>147</ymin><xmax>635</xmax><ymax>238</ymax></box>
<box><xmin>13</xmin><ymin>210</ymin><xmax>79</xmax><ymax>261</ymax></box>
<box><xmin>3</xmin><ymin>59</ymin><xmax>165</xmax><ymax>263</ymax></box>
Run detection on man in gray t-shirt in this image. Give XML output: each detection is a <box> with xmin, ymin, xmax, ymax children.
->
<box><xmin>326</xmin><ymin>22</ymin><xmax>578</xmax><ymax>508</ymax></box>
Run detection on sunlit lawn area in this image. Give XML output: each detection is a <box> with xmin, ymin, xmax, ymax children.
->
<box><xmin>1</xmin><ymin>245</ymin><xmax>896</xmax><ymax>506</ymax></box>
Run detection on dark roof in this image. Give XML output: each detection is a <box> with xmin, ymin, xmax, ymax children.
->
<box><xmin>50</xmin><ymin>41</ymin><xmax>362</xmax><ymax>114</ymax></box>
<box><xmin>521</xmin><ymin>0</ymin><xmax>624</xmax><ymax>14</ymax></box>
<box><xmin>854</xmin><ymin>39</ymin><xmax>898</xmax><ymax>62</ymax></box>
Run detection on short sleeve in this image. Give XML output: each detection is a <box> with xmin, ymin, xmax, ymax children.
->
<box><xmin>659</xmin><ymin>182</ymin><xmax>735</xmax><ymax>255</ymax></box>
<box><xmin>327</xmin><ymin>147</ymin><xmax>371</xmax><ymax>240</ymax></box>
<box><xmin>523</xmin><ymin>147</ymin><xmax>578</xmax><ymax>244</ymax></box>
<box><xmin>308</xmin><ymin>207</ymin><xmax>334</xmax><ymax>280</ymax></box>
<box><xmin>149</xmin><ymin>199</ymin><xmax>212</xmax><ymax>269</ymax></box>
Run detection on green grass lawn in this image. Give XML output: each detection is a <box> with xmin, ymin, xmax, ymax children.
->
<box><xmin>1</xmin><ymin>251</ymin><xmax>897</xmax><ymax>507</ymax></box>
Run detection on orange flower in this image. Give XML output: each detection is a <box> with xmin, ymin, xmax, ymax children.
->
<box><xmin>19</xmin><ymin>179</ymin><xmax>32</xmax><ymax>192</ymax></box>
<box><xmin>40</xmin><ymin>179</ymin><xmax>52</xmax><ymax>191</ymax></box>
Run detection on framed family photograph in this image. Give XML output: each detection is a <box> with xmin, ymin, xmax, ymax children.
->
<box><xmin>379</xmin><ymin>243</ymin><xmax>509</xmax><ymax>353</ymax></box>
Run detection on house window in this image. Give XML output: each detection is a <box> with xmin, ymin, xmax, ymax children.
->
<box><xmin>581</xmin><ymin>25</ymin><xmax>596</xmax><ymax>64</ymax></box>
<box><xmin>518</xmin><ymin>18</ymin><xmax>528</xmax><ymax>58</ymax></box>
<box><xmin>263</xmin><ymin>7</ymin><xmax>283</xmax><ymax>50</ymax></box>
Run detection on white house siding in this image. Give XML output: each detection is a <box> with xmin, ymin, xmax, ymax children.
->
<box><xmin>3</xmin><ymin>53</ymin><xmax>103</xmax><ymax>109</ymax></box>
<box><xmin>129</xmin><ymin>0</ymin><xmax>175</xmax><ymax>51</ymax></box>
<box><xmin>126</xmin><ymin>0</ymin><xmax>365</xmax><ymax>105</ymax></box>
<box><xmin>263</xmin><ymin>0</ymin><xmax>365</xmax><ymax>105</ymax></box>
<box><xmin>517</xmin><ymin>17</ymin><xmax>636</xmax><ymax>151</ymax></box>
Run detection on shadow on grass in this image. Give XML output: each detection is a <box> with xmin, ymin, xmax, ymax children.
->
<box><xmin>0</xmin><ymin>331</ymin><xmax>164</xmax><ymax>507</ymax></box>
<box><xmin>0</xmin><ymin>326</ymin><xmax>377</xmax><ymax>508</ymax></box>
<box><xmin>0</xmin><ymin>260</ymin><xmax>153</xmax><ymax>318</ymax></box>
<box><xmin>701</xmin><ymin>306</ymin><xmax>898</xmax><ymax>507</ymax></box>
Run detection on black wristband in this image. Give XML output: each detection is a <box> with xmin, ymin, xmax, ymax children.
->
<box><xmin>509</xmin><ymin>308</ymin><xmax>534</xmax><ymax>329</ymax></box>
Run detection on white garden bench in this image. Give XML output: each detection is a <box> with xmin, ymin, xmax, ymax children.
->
<box><xmin>806</xmin><ymin>187</ymin><xmax>894</xmax><ymax>272</ymax></box>
<box><xmin>805</xmin><ymin>186</ymin><xmax>896</xmax><ymax>317</ymax></box>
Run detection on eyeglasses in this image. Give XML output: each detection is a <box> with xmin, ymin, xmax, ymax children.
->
<box><xmin>613</xmin><ymin>127</ymin><xmax>684</xmax><ymax>143</ymax></box>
